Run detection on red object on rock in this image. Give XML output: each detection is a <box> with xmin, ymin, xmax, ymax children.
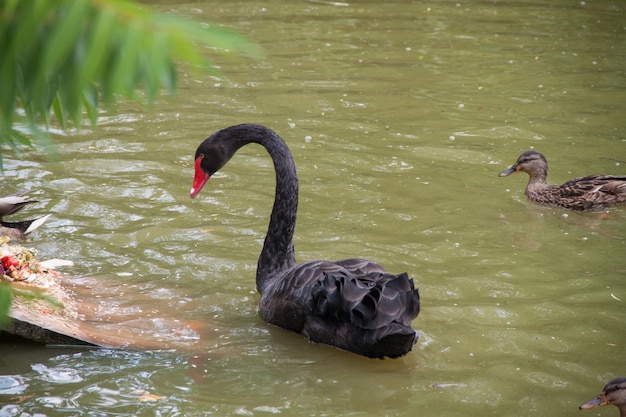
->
<box><xmin>1</xmin><ymin>256</ymin><xmax>19</xmax><ymax>269</ymax></box>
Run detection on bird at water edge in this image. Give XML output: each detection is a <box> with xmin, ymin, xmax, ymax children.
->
<box><xmin>0</xmin><ymin>190</ymin><xmax>50</xmax><ymax>241</ymax></box>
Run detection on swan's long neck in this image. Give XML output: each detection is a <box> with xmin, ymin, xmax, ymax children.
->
<box><xmin>251</xmin><ymin>129</ymin><xmax>298</xmax><ymax>294</ymax></box>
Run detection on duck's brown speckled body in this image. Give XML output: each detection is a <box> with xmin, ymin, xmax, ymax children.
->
<box><xmin>499</xmin><ymin>151</ymin><xmax>626</xmax><ymax>211</ymax></box>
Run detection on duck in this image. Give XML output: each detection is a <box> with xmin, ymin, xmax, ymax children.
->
<box><xmin>580</xmin><ymin>377</ymin><xmax>626</xmax><ymax>417</ymax></box>
<box><xmin>190</xmin><ymin>123</ymin><xmax>420</xmax><ymax>358</ymax></box>
<box><xmin>499</xmin><ymin>150</ymin><xmax>626</xmax><ymax>211</ymax></box>
<box><xmin>0</xmin><ymin>190</ymin><xmax>50</xmax><ymax>240</ymax></box>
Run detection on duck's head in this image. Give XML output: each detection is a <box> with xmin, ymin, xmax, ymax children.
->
<box><xmin>580</xmin><ymin>377</ymin><xmax>626</xmax><ymax>417</ymax></box>
<box><xmin>499</xmin><ymin>150</ymin><xmax>548</xmax><ymax>179</ymax></box>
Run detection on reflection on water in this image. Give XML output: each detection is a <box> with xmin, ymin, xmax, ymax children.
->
<box><xmin>1</xmin><ymin>0</ymin><xmax>625</xmax><ymax>415</ymax></box>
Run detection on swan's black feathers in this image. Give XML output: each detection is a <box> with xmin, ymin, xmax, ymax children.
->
<box><xmin>311</xmin><ymin>269</ymin><xmax>418</xmax><ymax>330</ymax></box>
<box><xmin>260</xmin><ymin>258</ymin><xmax>420</xmax><ymax>358</ymax></box>
<box><xmin>193</xmin><ymin>124</ymin><xmax>421</xmax><ymax>358</ymax></box>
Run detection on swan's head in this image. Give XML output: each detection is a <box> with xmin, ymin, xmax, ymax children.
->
<box><xmin>190</xmin><ymin>126</ymin><xmax>251</xmax><ymax>198</ymax></box>
<box><xmin>499</xmin><ymin>150</ymin><xmax>548</xmax><ymax>178</ymax></box>
<box><xmin>190</xmin><ymin>141</ymin><xmax>230</xmax><ymax>199</ymax></box>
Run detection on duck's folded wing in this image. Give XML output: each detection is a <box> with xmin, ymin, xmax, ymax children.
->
<box><xmin>559</xmin><ymin>175</ymin><xmax>626</xmax><ymax>196</ymax></box>
<box><xmin>557</xmin><ymin>175</ymin><xmax>626</xmax><ymax>209</ymax></box>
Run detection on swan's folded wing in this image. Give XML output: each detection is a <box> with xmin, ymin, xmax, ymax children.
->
<box><xmin>333</xmin><ymin>258</ymin><xmax>388</xmax><ymax>275</ymax></box>
<box><xmin>259</xmin><ymin>260</ymin><xmax>420</xmax><ymax>358</ymax></box>
<box><xmin>311</xmin><ymin>268</ymin><xmax>420</xmax><ymax>330</ymax></box>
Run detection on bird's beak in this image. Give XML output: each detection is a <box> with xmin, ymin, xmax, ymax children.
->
<box><xmin>190</xmin><ymin>156</ymin><xmax>210</xmax><ymax>199</ymax></box>
<box><xmin>579</xmin><ymin>394</ymin><xmax>609</xmax><ymax>410</ymax></box>
<box><xmin>499</xmin><ymin>166</ymin><xmax>517</xmax><ymax>177</ymax></box>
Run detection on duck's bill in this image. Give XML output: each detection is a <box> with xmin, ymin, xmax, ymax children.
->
<box><xmin>579</xmin><ymin>395</ymin><xmax>608</xmax><ymax>410</ymax></box>
<box><xmin>499</xmin><ymin>167</ymin><xmax>516</xmax><ymax>177</ymax></box>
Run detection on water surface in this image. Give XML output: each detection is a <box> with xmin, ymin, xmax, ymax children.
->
<box><xmin>1</xmin><ymin>0</ymin><xmax>625</xmax><ymax>416</ymax></box>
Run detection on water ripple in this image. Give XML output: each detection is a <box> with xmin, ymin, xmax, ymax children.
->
<box><xmin>0</xmin><ymin>375</ymin><xmax>28</xmax><ymax>395</ymax></box>
<box><xmin>31</xmin><ymin>364</ymin><xmax>84</xmax><ymax>384</ymax></box>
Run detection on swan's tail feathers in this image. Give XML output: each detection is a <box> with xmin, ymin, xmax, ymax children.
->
<box><xmin>311</xmin><ymin>271</ymin><xmax>421</xmax><ymax>358</ymax></box>
<box><xmin>353</xmin><ymin>272</ymin><xmax>421</xmax><ymax>329</ymax></box>
<box><xmin>314</xmin><ymin>271</ymin><xmax>420</xmax><ymax>327</ymax></box>
<box><xmin>367</xmin><ymin>325</ymin><xmax>419</xmax><ymax>359</ymax></box>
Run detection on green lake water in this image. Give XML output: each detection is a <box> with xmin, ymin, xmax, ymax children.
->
<box><xmin>1</xmin><ymin>1</ymin><xmax>625</xmax><ymax>416</ymax></box>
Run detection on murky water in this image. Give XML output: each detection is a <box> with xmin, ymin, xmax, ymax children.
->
<box><xmin>1</xmin><ymin>0</ymin><xmax>625</xmax><ymax>415</ymax></box>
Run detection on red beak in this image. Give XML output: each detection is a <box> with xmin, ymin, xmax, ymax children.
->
<box><xmin>190</xmin><ymin>156</ymin><xmax>210</xmax><ymax>199</ymax></box>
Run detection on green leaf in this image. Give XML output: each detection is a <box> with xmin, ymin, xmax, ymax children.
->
<box><xmin>82</xmin><ymin>85</ymin><xmax>99</xmax><ymax>128</ymax></box>
<box><xmin>51</xmin><ymin>95</ymin><xmax>67</xmax><ymax>131</ymax></box>
<box><xmin>40</xmin><ymin>0</ymin><xmax>90</xmax><ymax>76</ymax></box>
<box><xmin>11</xmin><ymin>129</ymin><xmax>34</xmax><ymax>147</ymax></box>
<box><xmin>106</xmin><ymin>22</ymin><xmax>142</xmax><ymax>102</ymax></box>
<box><xmin>77</xmin><ymin>8</ymin><xmax>116</xmax><ymax>93</ymax></box>
<box><xmin>0</xmin><ymin>284</ymin><xmax>12</xmax><ymax>328</ymax></box>
<box><xmin>0</xmin><ymin>0</ymin><xmax>262</xmax><ymax>163</ymax></box>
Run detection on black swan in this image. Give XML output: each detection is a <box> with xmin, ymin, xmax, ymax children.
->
<box><xmin>190</xmin><ymin>124</ymin><xmax>420</xmax><ymax>358</ymax></box>
<box><xmin>499</xmin><ymin>151</ymin><xmax>626</xmax><ymax>211</ymax></box>
<box><xmin>580</xmin><ymin>377</ymin><xmax>626</xmax><ymax>417</ymax></box>
<box><xmin>0</xmin><ymin>191</ymin><xmax>50</xmax><ymax>240</ymax></box>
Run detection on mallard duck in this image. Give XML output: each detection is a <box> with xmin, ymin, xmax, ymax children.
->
<box><xmin>499</xmin><ymin>150</ymin><xmax>626</xmax><ymax>211</ymax></box>
<box><xmin>580</xmin><ymin>377</ymin><xmax>626</xmax><ymax>417</ymax></box>
<box><xmin>0</xmin><ymin>190</ymin><xmax>50</xmax><ymax>240</ymax></box>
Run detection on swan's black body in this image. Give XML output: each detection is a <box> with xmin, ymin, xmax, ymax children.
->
<box><xmin>191</xmin><ymin>124</ymin><xmax>420</xmax><ymax>358</ymax></box>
